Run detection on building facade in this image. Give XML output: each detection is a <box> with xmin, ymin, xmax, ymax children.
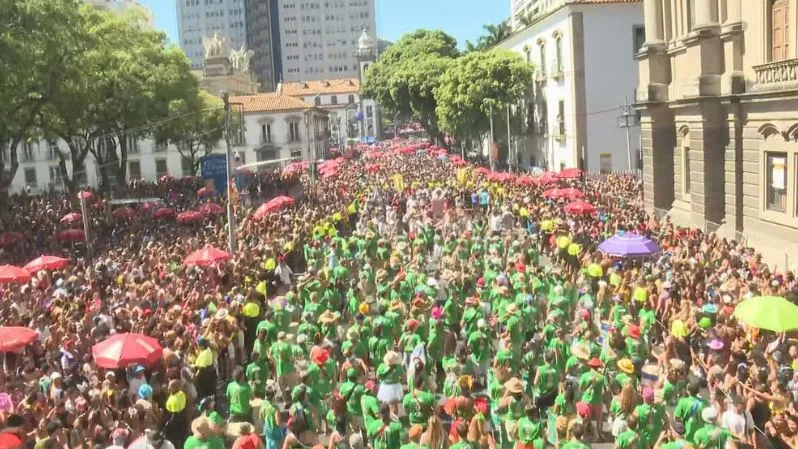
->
<box><xmin>511</xmin><ymin>0</ymin><xmax>560</xmax><ymax>29</ymax></box>
<box><xmin>176</xmin><ymin>0</ymin><xmax>247</xmax><ymax>70</ymax></box>
<box><xmin>244</xmin><ymin>0</ymin><xmax>279</xmax><ymax>92</ymax></box>
<box><xmin>232</xmin><ymin>93</ymin><xmax>331</xmax><ymax>163</ymax></box>
<box><xmin>636</xmin><ymin>0</ymin><xmax>798</xmax><ymax>265</ymax></box>
<box><xmin>492</xmin><ymin>0</ymin><xmax>643</xmax><ymax>171</ymax></box>
<box><xmin>276</xmin><ymin>0</ymin><xmax>376</xmax><ymax>82</ymax></box>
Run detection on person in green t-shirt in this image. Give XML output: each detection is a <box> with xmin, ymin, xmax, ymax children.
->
<box><xmin>579</xmin><ymin>358</ymin><xmax>608</xmax><ymax>441</ymax></box>
<box><xmin>517</xmin><ymin>404</ymin><xmax>545</xmax><ymax>449</ymax></box>
<box><xmin>691</xmin><ymin>408</ymin><xmax>730</xmax><ymax>449</ymax></box>
<box><xmin>270</xmin><ymin>332</ymin><xmax>295</xmax><ymax>399</ymax></box>
<box><xmin>259</xmin><ymin>388</ymin><xmax>284</xmax><ymax>449</ymax></box>
<box><xmin>674</xmin><ymin>382</ymin><xmax>707</xmax><ymax>442</ymax></box>
<box><xmin>400</xmin><ymin>425</ymin><xmax>428</xmax><ymax>449</ymax></box>
<box><xmin>361</xmin><ymin>380</ymin><xmax>381</xmax><ymax>431</ymax></box>
<box><xmin>614</xmin><ymin>415</ymin><xmax>641</xmax><ymax>449</ymax></box>
<box><xmin>402</xmin><ymin>375</ymin><xmax>437</xmax><ymax>427</ymax></box>
<box><xmin>184</xmin><ymin>418</ymin><xmax>225</xmax><ymax>449</ymax></box>
<box><xmin>635</xmin><ymin>387</ymin><xmax>666</xmax><ymax>449</ymax></box>
<box><xmin>560</xmin><ymin>421</ymin><xmax>591</xmax><ymax>449</ymax></box>
<box><xmin>654</xmin><ymin>422</ymin><xmax>689</xmax><ymax>449</ymax></box>
<box><xmin>367</xmin><ymin>403</ymin><xmax>403</xmax><ymax>449</ymax></box>
<box><xmin>533</xmin><ymin>351</ymin><xmax>559</xmax><ymax>417</ymax></box>
<box><xmin>226</xmin><ymin>368</ymin><xmax>252</xmax><ymax>422</ymax></box>
<box><xmin>246</xmin><ymin>351</ymin><xmax>269</xmax><ymax>398</ymax></box>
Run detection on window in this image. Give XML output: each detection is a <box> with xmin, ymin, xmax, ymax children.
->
<box><xmin>632</xmin><ymin>25</ymin><xmax>646</xmax><ymax>54</ymax></box>
<box><xmin>314</xmin><ymin>97</ymin><xmax>321</xmax><ymax>106</ymax></box>
<box><xmin>154</xmin><ymin>142</ymin><xmax>167</xmax><ymax>152</ymax></box>
<box><xmin>128</xmin><ymin>161</ymin><xmax>142</xmax><ymax>180</ymax></box>
<box><xmin>155</xmin><ymin>159</ymin><xmax>168</xmax><ymax>177</ymax></box>
<box><xmin>554</xmin><ymin>36</ymin><xmax>563</xmax><ymax>75</ymax></box>
<box><xmin>366</xmin><ymin>106</ymin><xmax>373</xmax><ymax>118</ymax></box>
<box><xmin>767</xmin><ymin>152</ymin><xmax>787</xmax><ymax>212</ymax></box>
<box><xmin>261</xmin><ymin>123</ymin><xmax>272</xmax><ymax>143</ymax></box>
<box><xmin>291</xmin><ymin>149</ymin><xmax>303</xmax><ymax>159</ymax></box>
<box><xmin>331</xmin><ymin>96</ymin><xmax>338</xmax><ymax>105</ymax></box>
<box><xmin>683</xmin><ymin>147</ymin><xmax>692</xmax><ymax>194</ymax></box>
<box><xmin>47</xmin><ymin>140</ymin><xmax>59</xmax><ymax>160</ymax></box>
<box><xmin>24</xmin><ymin>168</ymin><xmax>37</xmax><ymax>186</ymax></box>
<box><xmin>127</xmin><ymin>135</ymin><xmax>139</xmax><ymax>154</ymax></box>
<box><xmin>257</xmin><ymin>150</ymin><xmax>277</xmax><ymax>161</ymax></box>
<box><xmin>347</xmin><ymin>94</ymin><xmax>355</xmax><ymax>104</ymax></box>
<box><xmin>49</xmin><ymin>166</ymin><xmax>62</xmax><ymax>185</ymax></box>
<box><xmin>771</xmin><ymin>0</ymin><xmax>790</xmax><ymax>61</ymax></box>
<box><xmin>538</xmin><ymin>42</ymin><xmax>546</xmax><ymax>78</ymax></box>
<box><xmin>289</xmin><ymin>122</ymin><xmax>301</xmax><ymax>141</ymax></box>
<box><xmin>181</xmin><ymin>157</ymin><xmax>194</xmax><ymax>176</ymax></box>
<box><xmin>557</xmin><ymin>100</ymin><xmax>565</xmax><ymax>136</ymax></box>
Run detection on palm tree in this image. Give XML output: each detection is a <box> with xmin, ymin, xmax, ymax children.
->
<box><xmin>517</xmin><ymin>11</ymin><xmax>535</xmax><ymax>27</ymax></box>
<box><xmin>481</xmin><ymin>21</ymin><xmax>512</xmax><ymax>47</ymax></box>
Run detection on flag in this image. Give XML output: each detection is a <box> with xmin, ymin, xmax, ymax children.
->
<box><xmin>456</xmin><ymin>168</ymin><xmax>469</xmax><ymax>185</ymax></box>
<box><xmin>229</xmin><ymin>177</ymin><xmax>239</xmax><ymax>212</ymax></box>
<box><xmin>390</xmin><ymin>174</ymin><xmax>405</xmax><ymax>192</ymax></box>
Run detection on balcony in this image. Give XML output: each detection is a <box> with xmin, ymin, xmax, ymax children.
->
<box><xmin>753</xmin><ymin>58</ymin><xmax>798</xmax><ymax>92</ymax></box>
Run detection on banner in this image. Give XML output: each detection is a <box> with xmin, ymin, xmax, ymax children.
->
<box><xmin>456</xmin><ymin>168</ymin><xmax>469</xmax><ymax>185</ymax></box>
<box><xmin>390</xmin><ymin>174</ymin><xmax>405</xmax><ymax>192</ymax></box>
<box><xmin>200</xmin><ymin>154</ymin><xmax>227</xmax><ymax>195</ymax></box>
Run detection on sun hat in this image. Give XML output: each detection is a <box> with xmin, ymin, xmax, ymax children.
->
<box><xmin>701</xmin><ymin>407</ymin><xmax>718</xmax><ymax>423</ymax></box>
<box><xmin>642</xmin><ymin>387</ymin><xmax>654</xmax><ymax>402</ymax></box>
<box><xmin>617</xmin><ymin>359</ymin><xmax>635</xmax><ymax>374</ymax></box>
<box><xmin>708</xmin><ymin>339</ymin><xmax>724</xmax><ymax>350</ymax></box>
<box><xmin>587</xmin><ymin>357</ymin><xmax>602</xmax><ymax>368</ymax></box>
<box><xmin>504</xmin><ymin>377</ymin><xmax>523</xmax><ymax>394</ymax></box>
<box><xmin>384</xmin><ymin>351</ymin><xmax>402</xmax><ymax>366</ymax></box>
<box><xmin>699</xmin><ymin>317</ymin><xmax>712</xmax><ymax>329</ymax></box>
<box><xmin>191</xmin><ymin>418</ymin><xmax>214</xmax><ymax>438</ymax></box>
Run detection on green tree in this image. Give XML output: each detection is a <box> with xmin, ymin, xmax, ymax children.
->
<box><xmin>434</xmin><ymin>49</ymin><xmax>534</xmax><ymax>144</ymax></box>
<box><xmin>465</xmin><ymin>21</ymin><xmax>513</xmax><ymax>52</ymax></box>
<box><xmin>159</xmin><ymin>91</ymin><xmax>226</xmax><ymax>176</ymax></box>
<box><xmin>517</xmin><ymin>11</ymin><xmax>535</xmax><ymax>28</ymax></box>
<box><xmin>361</xmin><ymin>29</ymin><xmax>458</xmax><ymax>142</ymax></box>
<box><xmin>0</xmin><ymin>0</ymin><xmax>92</xmax><ymax>209</ymax></box>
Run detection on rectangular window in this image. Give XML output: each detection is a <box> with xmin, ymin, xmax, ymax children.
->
<box><xmin>128</xmin><ymin>161</ymin><xmax>142</xmax><ymax>180</ymax></box>
<box><xmin>24</xmin><ymin>168</ymin><xmax>37</xmax><ymax>186</ymax></box>
<box><xmin>128</xmin><ymin>136</ymin><xmax>139</xmax><ymax>153</ymax></box>
<box><xmin>557</xmin><ymin>100</ymin><xmax>565</xmax><ymax>135</ymax></box>
<box><xmin>767</xmin><ymin>152</ymin><xmax>787</xmax><ymax>212</ymax></box>
<box><xmin>154</xmin><ymin>142</ymin><xmax>167</xmax><ymax>152</ymax></box>
<box><xmin>599</xmin><ymin>153</ymin><xmax>612</xmax><ymax>174</ymax></box>
<box><xmin>49</xmin><ymin>166</ymin><xmax>62</xmax><ymax>185</ymax></box>
<box><xmin>539</xmin><ymin>44</ymin><xmax>547</xmax><ymax>78</ymax></box>
<box><xmin>155</xmin><ymin>159</ymin><xmax>168</xmax><ymax>177</ymax></box>
<box><xmin>48</xmin><ymin>140</ymin><xmax>59</xmax><ymax>160</ymax></box>
<box><xmin>632</xmin><ymin>25</ymin><xmax>646</xmax><ymax>54</ymax></box>
<box><xmin>21</xmin><ymin>142</ymin><xmax>34</xmax><ymax>162</ymax></box>
<box><xmin>291</xmin><ymin>149</ymin><xmax>303</xmax><ymax>159</ymax></box>
<box><xmin>258</xmin><ymin>150</ymin><xmax>277</xmax><ymax>161</ymax></box>
<box><xmin>772</xmin><ymin>0</ymin><xmax>790</xmax><ymax>61</ymax></box>
<box><xmin>681</xmin><ymin>147</ymin><xmax>691</xmax><ymax>194</ymax></box>
<box><xmin>181</xmin><ymin>157</ymin><xmax>194</xmax><ymax>176</ymax></box>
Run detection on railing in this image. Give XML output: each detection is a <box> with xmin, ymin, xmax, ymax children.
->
<box><xmin>752</xmin><ymin>58</ymin><xmax>798</xmax><ymax>91</ymax></box>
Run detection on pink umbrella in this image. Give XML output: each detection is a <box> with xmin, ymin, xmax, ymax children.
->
<box><xmin>92</xmin><ymin>333</ymin><xmax>163</xmax><ymax>369</ymax></box>
<box><xmin>197</xmin><ymin>187</ymin><xmax>208</xmax><ymax>197</ymax></box>
<box><xmin>557</xmin><ymin>167</ymin><xmax>583</xmax><ymax>179</ymax></box>
<box><xmin>153</xmin><ymin>208</ymin><xmax>174</xmax><ymax>219</ymax></box>
<box><xmin>60</xmin><ymin>213</ymin><xmax>82</xmax><ymax>224</ymax></box>
<box><xmin>112</xmin><ymin>206</ymin><xmax>136</xmax><ymax>219</ymax></box>
<box><xmin>0</xmin><ymin>265</ymin><xmax>31</xmax><ymax>283</ymax></box>
<box><xmin>269</xmin><ymin>196</ymin><xmax>294</xmax><ymax>208</ymax></box>
<box><xmin>0</xmin><ymin>232</ymin><xmax>24</xmax><ymax>247</ymax></box>
<box><xmin>176</xmin><ymin>210</ymin><xmax>205</xmax><ymax>224</ymax></box>
<box><xmin>516</xmin><ymin>175</ymin><xmax>536</xmax><ymax>186</ymax></box>
<box><xmin>537</xmin><ymin>171</ymin><xmax>558</xmax><ymax>184</ymax></box>
<box><xmin>24</xmin><ymin>255</ymin><xmax>69</xmax><ymax>273</ymax></box>
<box><xmin>564</xmin><ymin>201</ymin><xmax>596</xmax><ymax>215</ymax></box>
<box><xmin>183</xmin><ymin>246</ymin><xmax>231</xmax><ymax>267</ymax></box>
<box><xmin>139</xmin><ymin>202</ymin><xmax>158</xmax><ymax>213</ymax></box>
<box><xmin>0</xmin><ymin>327</ymin><xmax>38</xmax><ymax>352</ymax></box>
<box><xmin>77</xmin><ymin>191</ymin><xmax>93</xmax><ymax>200</ymax></box>
<box><xmin>475</xmin><ymin>167</ymin><xmax>490</xmax><ymax>175</ymax></box>
<box><xmin>56</xmin><ymin>229</ymin><xmax>85</xmax><ymax>242</ymax></box>
<box><xmin>198</xmin><ymin>203</ymin><xmax>223</xmax><ymax>215</ymax></box>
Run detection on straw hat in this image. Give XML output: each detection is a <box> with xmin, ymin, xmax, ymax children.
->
<box><xmin>617</xmin><ymin>358</ymin><xmax>635</xmax><ymax>374</ymax></box>
<box><xmin>191</xmin><ymin>418</ymin><xmax>214</xmax><ymax>438</ymax></box>
<box><xmin>669</xmin><ymin>358</ymin><xmax>686</xmax><ymax>370</ymax></box>
<box><xmin>504</xmin><ymin>377</ymin><xmax>523</xmax><ymax>394</ymax></box>
<box><xmin>571</xmin><ymin>344</ymin><xmax>590</xmax><ymax>360</ymax></box>
<box><xmin>384</xmin><ymin>351</ymin><xmax>402</xmax><ymax>366</ymax></box>
<box><xmin>389</xmin><ymin>299</ymin><xmax>405</xmax><ymax>313</ymax></box>
<box><xmin>318</xmin><ymin>310</ymin><xmax>338</xmax><ymax>325</ymax></box>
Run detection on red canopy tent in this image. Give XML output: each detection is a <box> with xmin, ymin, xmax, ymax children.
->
<box><xmin>557</xmin><ymin>167</ymin><xmax>583</xmax><ymax>179</ymax></box>
<box><xmin>112</xmin><ymin>206</ymin><xmax>136</xmax><ymax>219</ymax></box>
<box><xmin>153</xmin><ymin>208</ymin><xmax>175</xmax><ymax>219</ymax></box>
<box><xmin>0</xmin><ymin>327</ymin><xmax>38</xmax><ymax>352</ymax></box>
<box><xmin>198</xmin><ymin>203</ymin><xmax>223</xmax><ymax>215</ymax></box>
<box><xmin>177</xmin><ymin>210</ymin><xmax>205</xmax><ymax>224</ymax></box>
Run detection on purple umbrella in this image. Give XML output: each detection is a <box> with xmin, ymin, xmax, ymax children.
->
<box><xmin>597</xmin><ymin>232</ymin><xmax>661</xmax><ymax>258</ymax></box>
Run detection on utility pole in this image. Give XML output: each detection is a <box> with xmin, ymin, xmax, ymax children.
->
<box><xmin>506</xmin><ymin>104</ymin><xmax>512</xmax><ymax>170</ymax></box>
<box><xmin>617</xmin><ymin>97</ymin><xmax>640</xmax><ymax>171</ymax></box>
<box><xmin>79</xmin><ymin>193</ymin><xmax>93</xmax><ymax>263</ymax></box>
<box><xmin>489</xmin><ymin>103</ymin><xmax>495</xmax><ymax>171</ymax></box>
<box><xmin>222</xmin><ymin>91</ymin><xmax>237</xmax><ymax>253</ymax></box>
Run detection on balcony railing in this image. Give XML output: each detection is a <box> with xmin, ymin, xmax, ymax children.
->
<box><xmin>753</xmin><ymin>58</ymin><xmax>798</xmax><ymax>92</ymax></box>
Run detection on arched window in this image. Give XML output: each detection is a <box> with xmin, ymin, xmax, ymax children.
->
<box><xmin>538</xmin><ymin>41</ymin><xmax>546</xmax><ymax>77</ymax></box>
<box><xmin>348</xmin><ymin>94</ymin><xmax>355</xmax><ymax>104</ymax></box>
<box><xmin>554</xmin><ymin>34</ymin><xmax>563</xmax><ymax>75</ymax></box>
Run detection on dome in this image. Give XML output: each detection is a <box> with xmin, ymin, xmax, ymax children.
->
<box><xmin>357</xmin><ymin>29</ymin><xmax>376</xmax><ymax>53</ymax></box>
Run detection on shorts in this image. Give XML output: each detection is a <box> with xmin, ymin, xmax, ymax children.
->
<box><xmin>588</xmin><ymin>403</ymin><xmax>603</xmax><ymax>419</ymax></box>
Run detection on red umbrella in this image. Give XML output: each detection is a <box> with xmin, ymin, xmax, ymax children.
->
<box><xmin>560</xmin><ymin>187</ymin><xmax>585</xmax><ymax>200</ymax></box>
<box><xmin>0</xmin><ymin>232</ymin><xmax>24</xmax><ymax>247</ymax></box>
<box><xmin>0</xmin><ymin>432</ymin><xmax>22</xmax><ymax>449</ymax></box>
<box><xmin>0</xmin><ymin>265</ymin><xmax>30</xmax><ymax>284</ymax></box>
<box><xmin>269</xmin><ymin>196</ymin><xmax>294</xmax><ymax>208</ymax></box>
<box><xmin>140</xmin><ymin>202</ymin><xmax>158</xmax><ymax>213</ymax></box>
<box><xmin>91</xmin><ymin>333</ymin><xmax>163</xmax><ymax>369</ymax></box>
<box><xmin>537</xmin><ymin>171</ymin><xmax>558</xmax><ymax>184</ymax></box>
<box><xmin>542</xmin><ymin>188</ymin><xmax>562</xmax><ymax>199</ymax></box>
<box><xmin>475</xmin><ymin>167</ymin><xmax>490</xmax><ymax>175</ymax></box>
<box><xmin>153</xmin><ymin>207</ymin><xmax>174</xmax><ymax>219</ymax></box>
<box><xmin>450</xmin><ymin>157</ymin><xmax>466</xmax><ymax>166</ymax></box>
<box><xmin>253</xmin><ymin>197</ymin><xmax>292</xmax><ymax>220</ymax></box>
<box><xmin>198</xmin><ymin>202</ymin><xmax>223</xmax><ymax>215</ymax></box>
<box><xmin>112</xmin><ymin>206</ymin><xmax>136</xmax><ymax>219</ymax></box>
<box><xmin>0</xmin><ymin>327</ymin><xmax>37</xmax><ymax>352</ymax></box>
<box><xmin>77</xmin><ymin>191</ymin><xmax>93</xmax><ymax>200</ymax></box>
<box><xmin>183</xmin><ymin>246</ymin><xmax>231</xmax><ymax>266</ymax></box>
<box><xmin>177</xmin><ymin>210</ymin><xmax>205</xmax><ymax>223</ymax></box>
<box><xmin>564</xmin><ymin>201</ymin><xmax>596</xmax><ymax>215</ymax></box>
<box><xmin>60</xmin><ymin>213</ymin><xmax>82</xmax><ymax>224</ymax></box>
<box><xmin>365</xmin><ymin>163</ymin><xmax>381</xmax><ymax>173</ymax></box>
<box><xmin>557</xmin><ymin>168</ymin><xmax>583</xmax><ymax>179</ymax></box>
<box><xmin>56</xmin><ymin>229</ymin><xmax>85</xmax><ymax>242</ymax></box>
<box><xmin>24</xmin><ymin>255</ymin><xmax>69</xmax><ymax>273</ymax></box>
<box><xmin>321</xmin><ymin>168</ymin><xmax>338</xmax><ymax>179</ymax></box>
<box><xmin>516</xmin><ymin>175</ymin><xmax>536</xmax><ymax>186</ymax></box>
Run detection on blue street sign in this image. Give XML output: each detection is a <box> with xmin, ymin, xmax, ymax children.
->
<box><xmin>366</xmin><ymin>136</ymin><xmax>376</xmax><ymax>144</ymax></box>
<box><xmin>200</xmin><ymin>154</ymin><xmax>227</xmax><ymax>195</ymax></box>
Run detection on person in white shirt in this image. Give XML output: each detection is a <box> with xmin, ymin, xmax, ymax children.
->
<box><xmin>274</xmin><ymin>256</ymin><xmax>293</xmax><ymax>288</ymax></box>
<box><xmin>721</xmin><ymin>395</ymin><xmax>753</xmax><ymax>446</ymax></box>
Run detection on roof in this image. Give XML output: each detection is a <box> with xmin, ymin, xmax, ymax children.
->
<box><xmin>281</xmin><ymin>78</ymin><xmax>360</xmax><ymax>97</ymax></box>
<box><xmin>566</xmin><ymin>0</ymin><xmax>640</xmax><ymax>3</ymax></box>
<box><xmin>230</xmin><ymin>93</ymin><xmax>313</xmax><ymax>113</ymax></box>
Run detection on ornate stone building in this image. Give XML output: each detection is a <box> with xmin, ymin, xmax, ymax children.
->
<box><xmin>193</xmin><ymin>34</ymin><xmax>260</xmax><ymax>97</ymax></box>
<box><xmin>637</xmin><ymin>0</ymin><xmax>798</xmax><ymax>266</ymax></box>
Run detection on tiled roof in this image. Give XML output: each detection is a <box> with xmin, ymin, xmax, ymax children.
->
<box><xmin>230</xmin><ymin>93</ymin><xmax>312</xmax><ymax>113</ymax></box>
<box><xmin>281</xmin><ymin>78</ymin><xmax>360</xmax><ymax>96</ymax></box>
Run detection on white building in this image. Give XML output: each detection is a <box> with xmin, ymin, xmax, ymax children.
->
<box><xmin>176</xmin><ymin>0</ymin><xmax>247</xmax><ymax>70</ymax></box>
<box><xmin>231</xmin><ymin>93</ymin><xmax>331</xmax><ymax>163</ymax></box>
<box><xmin>491</xmin><ymin>0</ymin><xmax>643</xmax><ymax>172</ymax></box>
<box><xmin>6</xmin><ymin>93</ymin><xmax>328</xmax><ymax>195</ymax></box>
<box><xmin>510</xmin><ymin>0</ymin><xmax>561</xmax><ymax>29</ymax></box>
<box><xmin>277</xmin><ymin>0</ymin><xmax>376</xmax><ymax>82</ymax></box>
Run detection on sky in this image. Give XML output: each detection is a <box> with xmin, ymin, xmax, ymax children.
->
<box><xmin>140</xmin><ymin>0</ymin><xmax>510</xmax><ymax>48</ymax></box>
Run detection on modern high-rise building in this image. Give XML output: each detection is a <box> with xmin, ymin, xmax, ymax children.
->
<box><xmin>276</xmin><ymin>0</ymin><xmax>377</xmax><ymax>82</ymax></box>
<box><xmin>176</xmin><ymin>0</ymin><xmax>247</xmax><ymax>70</ymax></box>
<box><xmin>244</xmin><ymin>0</ymin><xmax>280</xmax><ymax>92</ymax></box>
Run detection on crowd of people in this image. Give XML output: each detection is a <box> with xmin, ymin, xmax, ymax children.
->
<box><xmin>0</xmin><ymin>139</ymin><xmax>794</xmax><ymax>449</ymax></box>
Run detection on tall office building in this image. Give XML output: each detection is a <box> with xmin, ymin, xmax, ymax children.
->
<box><xmin>244</xmin><ymin>0</ymin><xmax>279</xmax><ymax>92</ymax></box>
<box><xmin>277</xmin><ymin>0</ymin><xmax>377</xmax><ymax>82</ymax></box>
<box><xmin>176</xmin><ymin>0</ymin><xmax>247</xmax><ymax>70</ymax></box>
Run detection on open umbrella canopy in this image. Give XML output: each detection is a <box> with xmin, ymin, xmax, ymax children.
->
<box><xmin>516</xmin><ymin>175</ymin><xmax>536</xmax><ymax>186</ymax></box>
<box><xmin>153</xmin><ymin>207</ymin><xmax>175</xmax><ymax>219</ymax></box>
<box><xmin>475</xmin><ymin>167</ymin><xmax>490</xmax><ymax>175</ymax></box>
<box><xmin>598</xmin><ymin>232</ymin><xmax>661</xmax><ymax>257</ymax></box>
<box><xmin>112</xmin><ymin>206</ymin><xmax>136</xmax><ymax>219</ymax></box>
<box><xmin>91</xmin><ymin>333</ymin><xmax>163</xmax><ymax>369</ymax></box>
<box><xmin>60</xmin><ymin>213</ymin><xmax>82</xmax><ymax>224</ymax></box>
<box><xmin>0</xmin><ymin>265</ymin><xmax>30</xmax><ymax>283</ymax></box>
<box><xmin>253</xmin><ymin>197</ymin><xmax>293</xmax><ymax>220</ymax></box>
<box><xmin>0</xmin><ymin>232</ymin><xmax>23</xmax><ymax>247</ymax></box>
<box><xmin>56</xmin><ymin>229</ymin><xmax>85</xmax><ymax>242</ymax></box>
<box><xmin>198</xmin><ymin>202</ymin><xmax>223</xmax><ymax>215</ymax></box>
<box><xmin>734</xmin><ymin>296</ymin><xmax>798</xmax><ymax>332</ymax></box>
<box><xmin>536</xmin><ymin>172</ymin><xmax>558</xmax><ymax>184</ymax></box>
<box><xmin>0</xmin><ymin>432</ymin><xmax>22</xmax><ymax>449</ymax></box>
<box><xmin>24</xmin><ymin>255</ymin><xmax>69</xmax><ymax>273</ymax></box>
<box><xmin>557</xmin><ymin>168</ymin><xmax>583</xmax><ymax>179</ymax></box>
<box><xmin>77</xmin><ymin>191</ymin><xmax>93</xmax><ymax>200</ymax></box>
<box><xmin>177</xmin><ymin>210</ymin><xmax>205</xmax><ymax>224</ymax></box>
<box><xmin>269</xmin><ymin>196</ymin><xmax>294</xmax><ymax>208</ymax></box>
<box><xmin>365</xmin><ymin>163</ymin><xmax>381</xmax><ymax>173</ymax></box>
<box><xmin>183</xmin><ymin>246</ymin><xmax>231</xmax><ymax>267</ymax></box>
<box><xmin>564</xmin><ymin>201</ymin><xmax>596</xmax><ymax>215</ymax></box>
<box><xmin>0</xmin><ymin>327</ymin><xmax>38</xmax><ymax>352</ymax></box>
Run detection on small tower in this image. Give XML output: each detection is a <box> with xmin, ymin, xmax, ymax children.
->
<box><xmin>356</xmin><ymin>27</ymin><xmax>376</xmax><ymax>84</ymax></box>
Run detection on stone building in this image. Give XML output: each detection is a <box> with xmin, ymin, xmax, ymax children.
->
<box><xmin>636</xmin><ymin>0</ymin><xmax>798</xmax><ymax>266</ymax></box>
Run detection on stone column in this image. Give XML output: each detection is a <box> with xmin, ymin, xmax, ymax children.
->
<box><xmin>693</xmin><ymin>0</ymin><xmax>719</xmax><ymax>29</ymax></box>
<box><xmin>720</xmin><ymin>0</ymin><xmax>744</xmax><ymax>94</ymax></box>
<box><xmin>643</xmin><ymin>0</ymin><xmax>664</xmax><ymax>44</ymax></box>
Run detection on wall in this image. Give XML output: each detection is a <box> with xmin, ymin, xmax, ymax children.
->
<box><xmin>581</xmin><ymin>2</ymin><xmax>643</xmax><ymax>171</ymax></box>
<box><xmin>239</xmin><ymin>108</ymin><xmax>329</xmax><ymax>163</ymax></box>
